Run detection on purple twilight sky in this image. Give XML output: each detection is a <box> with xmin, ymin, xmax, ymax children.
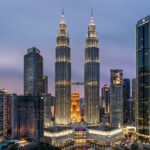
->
<box><xmin>0</xmin><ymin>0</ymin><xmax>150</xmax><ymax>97</ymax></box>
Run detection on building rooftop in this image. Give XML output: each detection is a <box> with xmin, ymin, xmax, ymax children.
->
<box><xmin>44</xmin><ymin>126</ymin><xmax>72</xmax><ymax>133</ymax></box>
<box><xmin>27</xmin><ymin>47</ymin><xmax>40</xmax><ymax>54</ymax></box>
<box><xmin>137</xmin><ymin>15</ymin><xmax>150</xmax><ymax>26</ymax></box>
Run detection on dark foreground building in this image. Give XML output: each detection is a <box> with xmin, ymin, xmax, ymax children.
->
<box><xmin>11</xmin><ymin>95</ymin><xmax>44</xmax><ymax>141</ymax></box>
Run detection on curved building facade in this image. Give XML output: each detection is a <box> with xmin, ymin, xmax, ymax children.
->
<box><xmin>55</xmin><ymin>13</ymin><xmax>71</xmax><ymax>125</ymax></box>
<box><xmin>84</xmin><ymin>15</ymin><xmax>100</xmax><ymax>124</ymax></box>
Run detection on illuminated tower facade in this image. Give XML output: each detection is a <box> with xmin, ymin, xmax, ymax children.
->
<box><xmin>136</xmin><ymin>16</ymin><xmax>150</xmax><ymax>142</ymax></box>
<box><xmin>110</xmin><ymin>70</ymin><xmax>123</xmax><ymax>128</ymax></box>
<box><xmin>84</xmin><ymin>13</ymin><xmax>100</xmax><ymax>124</ymax></box>
<box><xmin>70</xmin><ymin>91</ymin><xmax>82</xmax><ymax>123</ymax></box>
<box><xmin>55</xmin><ymin>12</ymin><xmax>71</xmax><ymax>125</ymax></box>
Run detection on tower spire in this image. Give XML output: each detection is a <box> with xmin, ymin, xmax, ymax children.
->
<box><xmin>60</xmin><ymin>8</ymin><xmax>66</xmax><ymax>25</ymax></box>
<box><xmin>62</xmin><ymin>7</ymin><xmax>64</xmax><ymax>17</ymax></box>
<box><xmin>90</xmin><ymin>9</ymin><xmax>95</xmax><ymax>25</ymax></box>
<box><xmin>91</xmin><ymin>8</ymin><xmax>93</xmax><ymax>17</ymax></box>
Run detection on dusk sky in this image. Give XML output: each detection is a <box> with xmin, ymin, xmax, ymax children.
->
<box><xmin>0</xmin><ymin>0</ymin><xmax>150</xmax><ymax>97</ymax></box>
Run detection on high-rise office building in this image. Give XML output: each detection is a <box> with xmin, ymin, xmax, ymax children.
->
<box><xmin>101</xmin><ymin>84</ymin><xmax>110</xmax><ymax>114</ymax></box>
<box><xmin>24</xmin><ymin>47</ymin><xmax>43</xmax><ymax>96</ymax></box>
<box><xmin>11</xmin><ymin>95</ymin><xmax>44</xmax><ymax>141</ymax></box>
<box><xmin>42</xmin><ymin>75</ymin><xmax>48</xmax><ymax>93</ymax></box>
<box><xmin>123</xmin><ymin>78</ymin><xmax>130</xmax><ymax>125</ymax></box>
<box><xmin>84</xmin><ymin>13</ymin><xmax>100</xmax><ymax>124</ymax></box>
<box><xmin>0</xmin><ymin>89</ymin><xmax>8</xmax><ymax>138</ymax></box>
<box><xmin>0</xmin><ymin>89</ymin><xmax>12</xmax><ymax>139</ymax></box>
<box><xmin>110</xmin><ymin>70</ymin><xmax>123</xmax><ymax>128</ymax></box>
<box><xmin>11</xmin><ymin>94</ymin><xmax>17</xmax><ymax>139</ymax></box>
<box><xmin>132</xmin><ymin>78</ymin><xmax>136</xmax><ymax>123</ymax></box>
<box><xmin>55</xmin><ymin>12</ymin><xmax>71</xmax><ymax>125</ymax></box>
<box><xmin>136</xmin><ymin>16</ymin><xmax>150</xmax><ymax>142</ymax></box>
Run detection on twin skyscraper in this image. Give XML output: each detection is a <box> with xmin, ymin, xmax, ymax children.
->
<box><xmin>55</xmin><ymin>11</ymin><xmax>100</xmax><ymax>125</ymax></box>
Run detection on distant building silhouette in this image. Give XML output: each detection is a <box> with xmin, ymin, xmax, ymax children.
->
<box><xmin>123</xmin><ymin>78</ymin><xmax>130</xmax><ymax>125</ymax></box>
<box><xmin>42</xmin><ymin>75</ymin><xmax>48</xmax><ymax>93</ymax></box>
<box><xmin>101</xmin><ymin>84</ymin><xmax>110</xmax><ymax>114</ymax></box>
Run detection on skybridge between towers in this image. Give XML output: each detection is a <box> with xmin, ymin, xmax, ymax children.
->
<box><xmin>70</xmin><ymin>82</ymin><xmax>85</xmax><ymax>92</ymax></box>
<box><xmin>71</xmin><ymin>82</ymin><xmax>85</xmax><ymax>86</ymax></box>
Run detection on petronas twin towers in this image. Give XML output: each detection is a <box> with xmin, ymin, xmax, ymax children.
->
<box><xmin>55</xmin><ymin>12</ymin><xmax>100</xmax><ymax>125</ymax></box>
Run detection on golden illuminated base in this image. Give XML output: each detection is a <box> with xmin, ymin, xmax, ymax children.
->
<box><xmin>70</xmin><ymin>91</ymin><xmax>82</xmax><ymax>123</ymax></box>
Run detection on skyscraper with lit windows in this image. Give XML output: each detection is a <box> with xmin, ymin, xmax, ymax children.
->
<box><xmin>0</xmin><ymin>89</ymin><xmax>8</xmax><ymax>138</ymax></box>
<box><xmin>84</xmin><ymin>13</ymin><xmax>100</xmax><ymax>124</ymax></box>
<box><xmin>110</xmin><ymin>70</ymin><xmax>123</xmax><ymax>128</ymax></box>
<box><xmin>55</xmin><ymin>12</ymin><xmax>71</xmax><ymax>125</ymax></box>
<box><xmin>136</xmin><ymin>16</ymin><xmax>150</xmax><ymax>142</ymax></box>
<box><xmin>24</xmin><ymin>47</ymin><xmax>43</xmax><ymax>96</ymax></box>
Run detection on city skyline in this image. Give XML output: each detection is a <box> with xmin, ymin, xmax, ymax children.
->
<box><xmin>0</xmin><ymin>0</ymin><xmax>150</xmax><ymax>97</ymax></box>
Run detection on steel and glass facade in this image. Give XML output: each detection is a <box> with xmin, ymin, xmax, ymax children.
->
<box><xmin>136</xmin><ymin>16</ymin><xmax>150</xmax><ymax>142</ymax></box>
<box><xmin>55</xmin><ymin>14</ymin><xmax>71</xmax><ymax>125</ymax></box>
<box><xmin>110</xmin><ymin>70</ymin><xmax>123</xmax><ymax>128</ymax></box>
<box><xmin>24</xmin><ymin>47</ymin><xmax>43</xmax><ymax>96</ymax></box>
<box><xmin>84</xmin><ymin>15</ymin><xmax>100</xmax><ymax>124</ymax></box>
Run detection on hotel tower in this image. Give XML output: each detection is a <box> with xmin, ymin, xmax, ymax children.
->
<box><xmin>84</xmin><ymin>13</ymin><xmax>100</xmax><ymax>124</ymax></box>
<box><xmin>55</xmin><ymin>12</ymin><xmax>71</xmax><ymax>125</ymax></box>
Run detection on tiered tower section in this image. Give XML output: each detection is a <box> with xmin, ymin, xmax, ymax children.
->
<box><xmin>84</xmin><ymin>14</ymin><xmax>100</xmax><ymax>124</ymax></box>
<box><xmin>55</xmin><ymin>13</ymin><xmax>71</xmax><ymax>125</ymax></box>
